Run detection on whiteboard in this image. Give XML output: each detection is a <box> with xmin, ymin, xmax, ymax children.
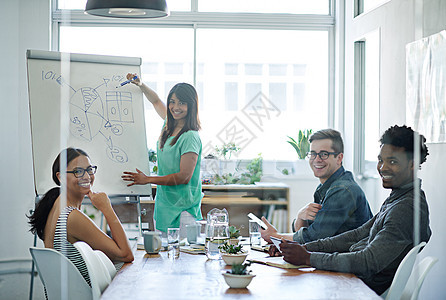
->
<box><xmin>27</xmin><ymin>50</ymin><xmax>151</xmax><ymax>196</ymax></box>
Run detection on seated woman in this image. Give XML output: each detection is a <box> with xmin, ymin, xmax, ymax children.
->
<box><xmin>28</xmin><ymin>147</ymin><xmax>133</xmax><ymax>286</ymax></box>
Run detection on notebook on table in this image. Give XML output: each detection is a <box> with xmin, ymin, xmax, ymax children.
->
<box><xmin>249</xmin><ymin>256</ymin><xmax>313</xmax><ymax>270</ymax></box>
<box><xmin>180</xmin><ymin>245</ymin><xmax>205</xmax><ymax>255</ymax></box>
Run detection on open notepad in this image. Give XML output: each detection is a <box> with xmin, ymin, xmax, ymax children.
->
<box><xmin>179</xmin><ymin>245</ymin><xmax>206</xmax><ymax>255</ymax></box>
<box><xmin>249</xmin><ymin>256</ymin><xmax>313</xmax><ymax>270</ymax></box>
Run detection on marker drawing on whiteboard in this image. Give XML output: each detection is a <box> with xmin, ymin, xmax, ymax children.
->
<box><xmin>117</xmin><ymin>76</ymin><xmax>138</xmax><ymax>88</ymax></box>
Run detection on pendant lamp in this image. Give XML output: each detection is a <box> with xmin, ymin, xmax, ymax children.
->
<box><xmin>85</xmin><ymin>0</ymin><xmax>169</xmax><ymax>18</ymax></box>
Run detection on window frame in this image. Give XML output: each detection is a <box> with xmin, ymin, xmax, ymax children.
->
<box><xmin>51</xmin><ymin>0</ymin><xmax>337</xmax><ymax>160</ymax></box>
<box><xmin>353</xmin><ymin>29</ymin><xmax>381</xmax><ymax>179</ymax></box>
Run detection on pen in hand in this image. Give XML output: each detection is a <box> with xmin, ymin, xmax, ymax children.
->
<box><xmin>117</xmin><ymin>76</ymin><xmax>138</xmax><ymax>88</ymax></box>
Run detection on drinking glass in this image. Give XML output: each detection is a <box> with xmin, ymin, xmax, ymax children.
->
<box><xmin>167</xmin><ymin>228</ymin><xmax>180</xmax><ymax>258</ymax></box>
<box><xmin>249</xmin><ymin>220</ymin><xmax>261</xmax><ymax>247</ymax></box>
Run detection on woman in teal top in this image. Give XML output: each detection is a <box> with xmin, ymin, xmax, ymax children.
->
<box><xmin>122</xmin><ymin>73</ymin><xmax>203</xmax><ymax>237</ymax></box>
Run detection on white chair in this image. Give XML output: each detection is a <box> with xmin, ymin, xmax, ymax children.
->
<box><xmin>401</xmin><ymin>256</ymin><xmax>438</xmax><ymax>300</ymax></box>
<box><xmin>29</xmin><ymin>247</ymin><xmax>93</xmax><ymax>300</ymax></box>
<box><xmin>94</xmin><ymin>249</ymin><xmax>117</xmax><ymax>279</ymax></box>
<box><xmin>381</xmin><ymin>242</ymin><xmax>426</xmax><ymax>300</ymax></box>
<box><xmin>73</xmin><ymin>241</ymin><xmax>112</xmax><ymax>299</ymax></box>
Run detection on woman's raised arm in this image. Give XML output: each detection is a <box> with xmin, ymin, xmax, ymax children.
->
<box><xmin>127</xmin><ymin>73</ymin><xmax>166</xmax><ymax>119</ymax></box>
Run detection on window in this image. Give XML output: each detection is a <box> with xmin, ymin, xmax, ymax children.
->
<box><xmin>355</xmin><ymin>0</ymin><xmax>390</xmax><ymax>16</ymax></box>
<box><xmin>195</xmin><ymin>29</ymin><xmax>329</xmax><ymax>159</ymax></box>
<box><xmin>199</xmin><ymin>0</ymin><xmax>330</xmax><ymax>14</ymax></box>
<box><xmin>354</xmin><ymin>29</ymin><xmax>380</xmax><ymax>177</ymax></box>
<box><xmin>56</xmin><ymin>1</ymin><xmax>333</xmax><ymax>160</ymax></box>
<box><xmin>60</xmin><ymin>26</ymin><xmax>194</xmax><ymax>149</ymax></box>
<box><xmin>363</xmin><ymin>30</ymin><xmax>380</xmax><ymax>165</ymax></box>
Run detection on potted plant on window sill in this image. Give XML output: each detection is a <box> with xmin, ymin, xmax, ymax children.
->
<box><xmin>287</xmin><ymin>129</ymin><xmax>312</xmax><ymax>160</ymax></box>
<box><xmin>222</xmin><ymin>262</ymin><xmax>255</xmax><ymax>288</ymax></box>
<box><xmin>148</xmin><ymin>149</ymin><xmax>158</xmax><ymax>175</ymax></box>
<box><xmin>286</xmin><ymin>129</ymin><xmax>313</xmax><ymax>176</ymax></box>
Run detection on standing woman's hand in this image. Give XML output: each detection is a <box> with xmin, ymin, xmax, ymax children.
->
<box><xmin>126</xmin><ymin>71</ymin><xmax>166</xmax><ymax>119</ymax></box>
<box><xmin>121</xmin><ymin>168</ymin><xmax>150</xmax><ymax>186</ymax></box>
<box><xmin>126</xmin><ymin>73</ymin><xmax>142</xmax><ymax>86</ymax></box>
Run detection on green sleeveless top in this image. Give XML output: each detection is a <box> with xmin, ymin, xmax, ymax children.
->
<box><xmin>154</xmin><ymin>130</ymin><xmax>203</xmax><ymax>231</ymax></box>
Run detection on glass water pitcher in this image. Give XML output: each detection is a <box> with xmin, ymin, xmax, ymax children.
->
<box><xmin>205</xmin><ymin>208</ymin><xmax>229</xmax><ymax>259</ymax></box>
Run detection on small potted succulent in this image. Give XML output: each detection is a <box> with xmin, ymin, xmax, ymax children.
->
<box><xmin>219</xmin><ymin>243</ymin><xmax>248</xmax><ymax>266</ymax></box>
<box><xmin>228</xmin><ymin>225</ymin><xmax>242</xmax><ymax>246</ymax></box>
<box><xmin>222</xmin><ymin>262</ymin><xmax>255</xmax><ymax>288</ymax></box>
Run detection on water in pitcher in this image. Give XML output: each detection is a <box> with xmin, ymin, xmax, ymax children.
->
<box><xmin>205</xmin><ymin>236</ymin><xmax>229</xmax><ymax>260</ymax></box>
<box><xmin>205</xmin><ymin>208</ymin><xmax>229</xmax><ymax>260</ymax></box>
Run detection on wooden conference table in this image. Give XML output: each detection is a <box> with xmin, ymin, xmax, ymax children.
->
<box><xmin>101</xmin><ymin>244</ymin><xmax>381</xmax><ymax>300</ymax></box>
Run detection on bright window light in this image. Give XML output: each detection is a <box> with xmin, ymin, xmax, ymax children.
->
<box><xmin>199</xmin><ymin>0</ymin><xmax>329</xmax><ymax>14</ymax></box>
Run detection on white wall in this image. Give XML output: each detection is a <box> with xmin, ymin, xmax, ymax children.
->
<box><xmin>344</xmin><ymin>0</ymin><xmax>446</xmax><ymax>298</ymax></box>
<box><xmin>0</xmin><ymin>0</ymin><xmax>49</xmax><ymax>263</ymax></box>
<box><xmin>0</xmin><ymin>1</ymin><xmax>49</xmax><ymax>297</ymax></box>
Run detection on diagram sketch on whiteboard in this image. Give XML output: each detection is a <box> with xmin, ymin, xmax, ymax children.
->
<box><xmin>68</xmin><ymin>77</ymin><xmax>134</xmax><ymax>163</ymax></box>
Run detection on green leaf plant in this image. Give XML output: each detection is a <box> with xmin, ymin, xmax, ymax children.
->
<box><xmin>287</xmin><ymin>129</ymin><xmax>313</xmax><ymax>159</ymax></box>
<box><xmin>228</xmin><ymin>225</ymin><xmax>242</xmax><ymax>239</ymax></box>
<box><xmin>227</xmin><ymin>262</ymin><xmax>252</xmax><ymax>275</ymax></box>
<box><xmin>219</xmin><ymin>243</ymin><xmax>244</xmax><ymax>254</ymax></box>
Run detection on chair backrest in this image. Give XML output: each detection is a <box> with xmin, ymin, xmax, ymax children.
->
<box><xmin>401</xmin><ymin>256</ymin><xmax>438</xmax><ymax>300</ymax></box>
<box><xmin>29</xmin><ymin>247</ymin><xmax>93</xmax><ymax>300</ymax></box>
<box><xmin>73</xmin><ymin>241</ymin><xmax>111</xmax><ymax>299</ymax></box>
<box><xmin>94</xmin><ymin>249</ymin><xmax>117</xmax><ymax>279</ymax></box>
<box><xmin>384</xmin><ymin>242</ymin><xmax>426</xmax><ymax>300</ymax></box>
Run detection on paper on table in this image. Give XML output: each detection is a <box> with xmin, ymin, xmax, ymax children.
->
<box><xmin>179</xmin><ymin>245</ymin><xmax>205</xmax><ymax>255</ymax></box>
<box><xmin>250</xmin><ymin>244</ymin><xmax>270</xmax><ymax>252</ymax></box>
<box><xmin>249</xmin><ymin>256</ymin><xmax>313</xmax><ymax>270</ymax></box>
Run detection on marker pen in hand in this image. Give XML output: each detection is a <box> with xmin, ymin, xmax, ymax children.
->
<box><xmin>117</xmin><ymin>76</ymin><xmax>138</xmax><ymax>87</ymax></box>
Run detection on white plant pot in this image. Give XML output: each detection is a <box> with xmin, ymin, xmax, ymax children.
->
<box><xmin>221</xmin><ymin>252</ymin><xmax>248</xmax><ymax>266</ymax></box>
<box><xmin>292</xmin><ymin>159</ymin><xmax>312</xmax><ymax>176</ymax></box>
<box><xmin>222</xmin><ymin>272</ymin><xmax>256</xmax><ymax>288</ymax></box>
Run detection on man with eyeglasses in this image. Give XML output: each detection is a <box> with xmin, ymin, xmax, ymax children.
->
<box><xmin>271</xmin><ymin>125</ymin><xmax>431</xmax><ymax>295</ymax></box>
<box><xmin>261</xmin><ymin>129</ymin><xmax>372</xmax><ymax>244</ymax></box>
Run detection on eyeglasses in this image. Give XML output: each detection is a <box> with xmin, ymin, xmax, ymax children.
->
<box><xmin>306</xmin><ymin>151</ymin><xmax>340</xmax><ymax>160</ymax></box>
<box><xmin>66</xmin><ymin>166</ymin><xmax>97</xmax><ymax>178</ymax></box>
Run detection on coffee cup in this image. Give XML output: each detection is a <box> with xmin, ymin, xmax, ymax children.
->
<box><xmin>143</xmin><ymin>231</ymin><xmax>162</xmax><ymax>254</ymax></box>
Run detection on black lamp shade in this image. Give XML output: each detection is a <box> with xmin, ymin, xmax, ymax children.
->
<box><xmin>85</xmin><ymin>0</ymin><xmax>169</xmax><ymax>18</ymax></box>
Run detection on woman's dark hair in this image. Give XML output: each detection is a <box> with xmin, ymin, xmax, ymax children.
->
<box><xmin>379</xmin><ymin>125</ymin><xmax>429</xmax><ymax>165</ymax></box>
<box><xmin>159</xmin><ymin>83</ymin><xmax>201</xmax><ymax>149</ymax></box>
<box><xmin>28</xmin><ymin>147</ymin><xmax>89</xmax><ymax>240</ymax></box>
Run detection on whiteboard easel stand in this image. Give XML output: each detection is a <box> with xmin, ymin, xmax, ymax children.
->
<box><xmin>29</xmin><ymin>195</ymin><xmax>42</xmax><ymax>300</ymax></box>
<box><xmin>101</xmin><ymin>194</ymin><xmax>147</xmax><ymax>237</ymax></box>
<box><xmin>28</xmin><ymin>196</ymin><xmax>39</xmax><ymax>300</ymax></box>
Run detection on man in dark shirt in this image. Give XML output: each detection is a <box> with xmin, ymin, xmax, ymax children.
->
<box><xmin>261</xmin><ymin>129</ymin><xmax>372</xmax><ymax>243</ymax></box>
<box><xmin>274</xmin><ymin>125</ymin><xmax>432</xmax><ymax>295</ymax></box>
